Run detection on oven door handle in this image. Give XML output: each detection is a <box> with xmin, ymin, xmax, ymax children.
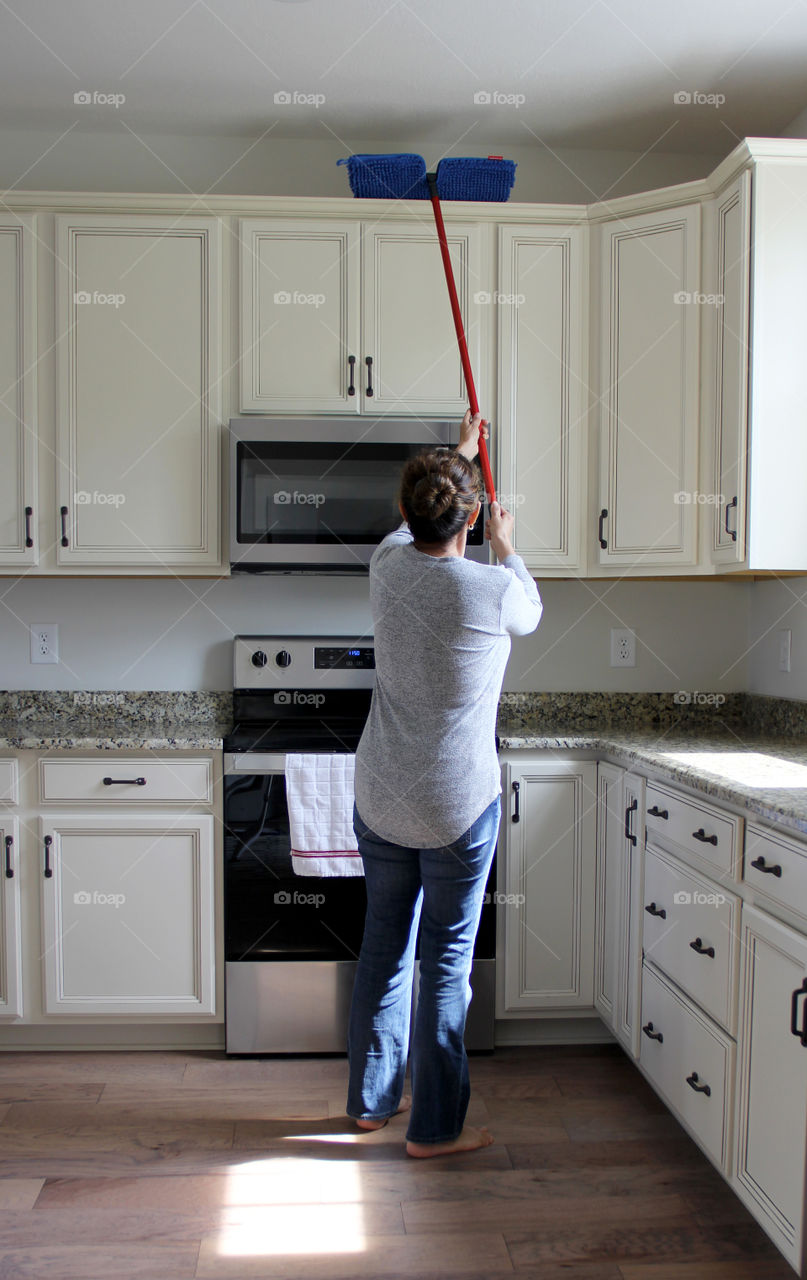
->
<box><xmin>225</xmin><ymin>753</ymin><xmax>287</xmax><ymax>773</ymax></box>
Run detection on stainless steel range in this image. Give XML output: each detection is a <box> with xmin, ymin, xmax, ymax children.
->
<box><xmin>223</xmin><ymin>635</ymin><xmax>496</xmax><ymax>1054</ymax></box>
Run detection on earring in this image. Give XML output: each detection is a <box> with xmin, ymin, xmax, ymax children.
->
<box><xmin>468</xmin><ymin>524</ymin><xmax>476</xmax><ymax>532</ymax></box>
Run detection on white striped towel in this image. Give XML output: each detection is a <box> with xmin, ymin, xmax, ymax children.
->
<box><xmin>285</xmin><ymin>752</ymin><xmax>364</xmax><ymax>877</ymax></box>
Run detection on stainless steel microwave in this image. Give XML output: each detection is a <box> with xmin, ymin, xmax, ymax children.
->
<box><xmin>228</xmin><ymin>418</ymin><xmax>488</xmax><ymax>573</ymax></box>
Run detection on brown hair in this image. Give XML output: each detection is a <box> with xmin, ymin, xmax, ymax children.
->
<box><xmin>399</xmin><ymin>449</ymin><xmax>481</xmax><ymax>544</ymax></box>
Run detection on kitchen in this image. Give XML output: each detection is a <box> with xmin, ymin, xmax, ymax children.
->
<box><xmin>2</xmin><ymin>0</ymin><xmax>807</xmax><ymax>1275</ymax></box>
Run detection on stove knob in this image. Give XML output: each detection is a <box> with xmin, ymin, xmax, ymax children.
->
<box><xmin>275</xmin><ymin>649</ymin><xmax>292</xmax><ymax>669</ymax></box>
<box><xmin>251</xmin><ymin>650</ymin><xmax>268</xmax><ymax>668</ymax></box>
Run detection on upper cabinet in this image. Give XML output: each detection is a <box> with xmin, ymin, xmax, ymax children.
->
<box><xmin>240</xmin><ymin>217</ymin><xmax>484</xmax><ymax>417</ymax></box>
<box><xmin>497</xmin><ymin>222</ymin><xmax>588</xmax><ymax>571</ymax></box>
<box><xmin>0</xmin><ymin>217</ymin><xmax>37</xmax><ymax>567</ymax></box>
<box><xmin>55</xmin><ymin>215</ymin><xmax>221</xmax><ymax>567</ymax></box>
<box><xmin>594</xmin><ymin>203</ymin><xmax>701</xmax><ymax>569</ymax></box>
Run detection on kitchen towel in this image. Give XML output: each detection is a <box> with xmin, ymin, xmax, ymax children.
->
<box><xmin>285</xmin><ymin>752</ymin><xmax>364</xmax><ymax>877</ymax></box>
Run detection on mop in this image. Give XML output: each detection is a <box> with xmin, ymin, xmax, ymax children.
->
<box><xmin>337</xmin><ymin>153</ymin><xmax>517</xmax><ymax>506</ymax></box>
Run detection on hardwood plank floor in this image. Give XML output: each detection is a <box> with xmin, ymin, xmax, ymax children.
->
<box><xmin>0</xmin><ymin>1045</ymin><xmax>794</xmax><ymax>1279</ymax></box>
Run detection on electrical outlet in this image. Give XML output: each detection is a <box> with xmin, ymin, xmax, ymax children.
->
<box><xmin>30</xmin><ymin>623</ymin><xmax>59</xmax><ymax>665</ymax></box>
<box><xmin>610</xmin><ymin>628</ymin><xmax>636</xmax><ymax>668</ymax></box>
<box><xmin>778</xmin><ymin>628</ymin><xmax>792</xmax><ymax>673</ymax></box>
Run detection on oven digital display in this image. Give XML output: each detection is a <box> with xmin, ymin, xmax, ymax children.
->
<box><xmin>314</xmin><ymin>647</ymin><xmax>375</xmax><ymax>670</ymax></box>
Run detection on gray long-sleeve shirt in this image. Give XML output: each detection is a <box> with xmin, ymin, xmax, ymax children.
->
<box><xmin>354</xmin><ymin>526</ymin><xmax>543</xmax><ymax>848</ymax></box>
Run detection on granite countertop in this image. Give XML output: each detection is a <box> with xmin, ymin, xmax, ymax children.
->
<box><xmin>0</xmin><ymin>716</ymin><xmax>231</xmax><ymax>751</ymax></box>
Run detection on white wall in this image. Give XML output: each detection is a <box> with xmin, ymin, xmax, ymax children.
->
<box><xmin>746</xmin><ymin>576</ymin><xmax>807</xmax><ymax>700</ymax></box>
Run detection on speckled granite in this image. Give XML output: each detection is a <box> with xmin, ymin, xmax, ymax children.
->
<box><xmin>0</xmin><ymin>691</ymin><xmax>232</xmax><ymax>751</ymax></box>
<box><xmin>497</xmin><ymin>691</ymin><xmax>751</xmax><ymax>732</ymax></box>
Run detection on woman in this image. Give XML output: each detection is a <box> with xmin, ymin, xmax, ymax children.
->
<box><xmin>346</xmin><ymin>410</ymin><xmax>543</xmax><ymax>1157</ymax></box>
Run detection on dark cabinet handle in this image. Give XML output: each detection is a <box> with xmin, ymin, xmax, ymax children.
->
<box><xmin>690</xmin><ymin>937</ymin><xmax>715</xmax><ymax>958</ymax></box>
<box><xmin>24</xmin><ymin>506</ymin><xmax>33</xmax><ymax>548</ymax></box>
<box><xmin>598</xmin><ymin>508</ymin><xmax>608</xmax><ymax>549</ymax></box>
<box><xmin>750</xmin><ymin>855</ymin><xmax>782</xmax><ymax>878</ymax></box>
<box><xmin>645</xmin><ymin>901</ymin><xmax>666</xmax><ymax>919</ymax></box>
<box><xmin>791</xmin><ymin>978</ymin><xmax>807</xmax><ymax>1045</ymax></box>
<box><xmin>647</xmin><ymin>805</ymin><xmax>669</xmax><ymax>820</ymax></box>
<box><xmin>512</xmin><ymin>780</ymin><xmax>520</xmax><ymax>824</ymax></box>
<box><xmin>43</xmin><ymin>833</ymin><xmax>53</xmax><ymax>878</ymax></box>
<box><xmin>642</xmin><ymin>1021</ymin><xmax>663</xmax><ymax>1042</ymax></box>
<box><xmin>60</xmin><ymin>506</ymin><xmax>69</xmax><ymax>547</ymax></box>
<box><xmin>347</xmin><ymin>354</ymin><xmax>356</xmax><ymax>396</ymax></box>
<box><xmin>624</xmin><ymin>798</ymin><xmax>638</xmax><ymax>846</ymax></box>
<box><xmin>4</xmin><ymin>835</ymin><xmax>13</xmax><ymax>879</ymax></box>
<box><xmin>692</xmin><ymin>828</ymin><xmax>718</xmax><ymax>846</ymax></box>
<box><xmin>686</xmin><ymin>1071</ymin><xmax>711</xmax><ymax>1096</ymax></box>
<box><xmin>725</xmin><ymin>495</ymin><xmax>737</xmax><ymax>542</ymax></box>
<box><xmin>102</xmin><ymin>776</ymin><xmax>147</xmax><ymax>786</ymax></box>
<box><xmin>365</xmin><ymin>355</ymin><xmax>374</xmax><ymax>397</ymax></box>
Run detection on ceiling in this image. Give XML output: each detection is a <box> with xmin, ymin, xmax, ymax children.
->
<box><xmin>0</xmin><ymin>0</ymin><xmax>806</xmax><ymax>156</ymax></box>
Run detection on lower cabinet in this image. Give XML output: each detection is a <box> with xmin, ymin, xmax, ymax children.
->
<box><xmin>594</xmin><ymin>764</ymin><xmax>645</xmax><ymax>1056</ymax></box>
<box><xmin>40</xmin><ymin>813</ymin><xmax>215</xmax><ymax>1016</ymax></box>
<box><xmin>0</xmin><ymin>813</ymin><xmax>22</xmax><ymax>1018</ymax></box>
<box><xmin>499</xmin><ymin>758</ymin><xmax>597</xmax><ymax>1013</ymax></box>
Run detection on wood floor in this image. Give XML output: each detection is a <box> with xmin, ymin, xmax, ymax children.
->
<box><xmin>0</xmin><ymin>1042</ymin><xmax>794</xmax><ymax>1279</ymax></box>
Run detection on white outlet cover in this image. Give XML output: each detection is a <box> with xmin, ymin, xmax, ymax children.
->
<box><xmin>610</xmin><ymin>628</ymin><xmax>636</xmax><ymax>667</ymax></box>
<box><xmin>30</xmin><ymin>623</ymin><xmax>59</xmax><ymax>665</ymax></box>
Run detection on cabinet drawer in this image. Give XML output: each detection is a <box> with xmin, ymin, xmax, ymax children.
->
<box><xmin>642</xmin><ymin>847</ymin><xmax>739</xmax><ymax>1033</ymax></box>
<box><xmin>640</xmin><ymin>961</ymin><xmax>734</xmax><ymax>1172</ymax></box>
<box><xmin>39</xmin><ymin>758</ymin><xmax>213</xmax><ymax>804</ymax></box>
<box><xmin>0</xmin><ymin>760</ymin><xmax>18</xmax><ymax>805</ymax></box>
<box><xmin>744</xmin><ymin>822</ymin><xmax>807</xmax><ymax>924</ymax></box>
<box><xmin>645</xmin><ymin>781</ymin><xmax>741</xmax><ymax>879</ymax></box>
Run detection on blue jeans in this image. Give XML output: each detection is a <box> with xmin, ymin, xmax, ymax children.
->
<box><xmin>346</xmin><ymin>795</ymin><xmax>500</xmax><ymax>1145</ymax></box>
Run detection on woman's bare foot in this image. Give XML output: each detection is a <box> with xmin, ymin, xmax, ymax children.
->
<box><xmin>355</xmin><ymin>1095</ymin><xmax>412</xmax><ymax>1131</ymax></box>
<box><xmin>406</xmin><ymin>1124</ymin><xmax>494</xmax><ymax>1158</ymax></box>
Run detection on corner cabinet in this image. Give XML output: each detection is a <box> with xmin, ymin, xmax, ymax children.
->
<box><xmin>239</xmin><ymin>217</ymin><xmax>485</xmax><ymax>416</ymax></box>
<box><xmin>594</xmin><ymin>764</ymin><xmax>644</xmax><ymax>1057</ymax></box>
<box><xmin>0</xmin><ymin>217</ymin><xmax>37</xmax><ymax>567</ymax></box>
<box><xmin>594</xmin><ymin>203</ymin><xmax>700</xmax><ymax>569</ymax></box>
<box><xmin>497</xmin><ymin>222</ymin><xmax>588</xmax><ymax>571</ymax></box>
<box><xmin>55</xmin><ymin>215</ymin><xmax>221</xmax><ymax>567</ymax></box>
<box><xmin>498</xmin><ymin>758</ymin><xmax>596</xmax><ymax>1013</ymax></box>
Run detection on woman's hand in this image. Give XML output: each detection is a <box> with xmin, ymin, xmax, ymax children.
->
<box><xmin>457</xmin><ymin>409</ymin><xmax>489</xmax><ymax>461</ymax></box>
<box><xmin>486</xmin><ymin>500</ymin><xmax>515</xmax><ymax>562</ymax></box>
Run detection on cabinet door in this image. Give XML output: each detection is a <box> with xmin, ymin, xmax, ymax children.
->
<box><xmin>594</xmin><ymin>762</ymin><xmax>625</xmax><ymax>1031</ymax></box>
<box><xmin>0</xmin><ymin>817</ymin><xmax>22</xmax><ymax>1018</ymax></box>
<box><xmin>55</xmin><ymin>216</ymin><xmax>221</xmax><ymax>566</ymax></box>
<box><xmin>39</xmin><ymin>814</ymin><xmax>215</xmax><ymax>1016</ymax></box>
<box><xmin>362</xmin><ymin>221</ymin><xmax>484</xmax><ymax>415</ymax></box>
<box><xmin>498</xmin><ymin>224</ymin><xmax>587</xmax><ymax>571</ymax></box>
<box><xmin>618</xmin><ymin>771</ymin><xmax>645</xmax><ymax>1058</ymax></box>
<box><xmin>704</xmin><ymin>173</ymin><xmax>750</xmax><ymax>565</ymax></box>
<box><xmin>0</xmin><ymin>218</ymin><xmax>37</xmax><ymax>566</ymax></box>
<box><xmin>597</xmin><ymin>204</ymin><xmax>700</xmax><ymax>567</ymax></box>
<box><xmin>734</xmin><ymin>904</ymin><xmax>807</xmax><ymax>1273</ymax></box>
<box><xmin>500</xmin><ymin>760</ymin><xmax>596</xmax><ymax>1012</ymax></box>
<box><xmin>240</xmin><ymin>219</ymin><xmax>361</xmax><ymax>413</ymax></box>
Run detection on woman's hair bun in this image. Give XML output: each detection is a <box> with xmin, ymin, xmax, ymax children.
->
<box><xmin>410</xmin><ymin>473</ymin><xmax>456</xmax><ymax>519</ymax></box>
<box><xmin>399</xmin><ymin>448</ymin><xmax>480</xmax><ymax>545</ymax></box>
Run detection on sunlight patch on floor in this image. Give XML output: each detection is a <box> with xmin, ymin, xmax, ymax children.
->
<box><xmin>217</xmin><ymin>1156</ymin><xmax>366</xmax><ymax>1256</ymax></box>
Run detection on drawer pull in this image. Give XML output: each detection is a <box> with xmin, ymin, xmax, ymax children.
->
<box><xmin>347</xmin><ymin>354</ymin><xmax>356</xmax><ymax>396</ymax></box>
<box><xmin>24</xmin><ymin>505</ymin><xmax>33</xmax><ymax>548</ymax></box>
<box><xmin>43</xmin><ymin>834</ymin><xmax>53</xmax><ymax>878</ymax></box>
<box><xmin>685</xmin><ymin>1071</ymin><xmax>711</xmax><ymax>1096</ymax></box>
<box><xmin>598</xmin><ymin>508</ymin><xmax>608</xmax><ymax>549</ymax></box>
<box><xmin>512</xmin><ymin>780</ymin><xmax>520</xmax><ymax>824</ymax></box>
<box><xmin>4</xmin><ymin>834</ymin><xmax>13</xmax><ymax>879</ymax></box>
<box><xmin>365</xmin><ymin>355</ymin><xmax>374</xmax><ymax>397</ymax></box>
<box><xmin>645</xmin><ymin>901</ymin><xmax>667</xmax><ymax>919</ymax></box>
<box><xmin>102</xmin><ymin>776</ymin><xmax>147</xmax><ymax>787</ymax></box>
<box><xmin>642</xmin><ymin>1021</ymin><xmax>663</xmax><ymax>1042</ymax></box>
<box><xmin>790</xmin><ymin>978</ymin><xmax>807</xmax><ymax>1046</ymax></box>
<box><xmin>624</xmin><ymin>798</ymin><xmax>638</xmax><ymax>846</ymax></box>
<box><xmin>689</xmin><ymin>937</ymin><xmax>715</xmax><ymax>958</ymax></box>
<box><xmin>750</xmin><ymin>855</ymin><xmax>782</xmax><ymax>878</ymax></box>
<box><xmin>692</xmin><ymin>827</ymin><xmax>718</xmax><ymax>846</ymax></box>
<box><xmin>647</xmin><ymin>805</ymin><xmax>669</xmax><ymax>820</ymax></box>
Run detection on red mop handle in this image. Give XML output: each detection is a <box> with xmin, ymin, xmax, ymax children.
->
<box><xmin>428</xmin><ymin>181</ymin><xmax>497</xmax><ymax>505</ymax></box>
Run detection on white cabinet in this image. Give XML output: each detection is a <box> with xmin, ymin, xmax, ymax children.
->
<box><xmin>240</xmin><ymin>217</ymin><xmax>484</xmax><ymax>416</ymax></box>
<box><xmin>499</xmin><ymin>758</ymin><xmax>596</xmax><ymax>1013</ymax></box>
<box><xmin>55</xmin><ymin>215</ymin><xmax>221</xmax><ymax>567</ymax></box>
<box><xmin>0</xmin><ymin>217</ymin><xmax>37</xmax><ymax>567</ymax></box>
<box><xmin>39</xmin><ymin>813</ymin><xmax>215</xmax><ymax>1016</ymax></box>
<box><xmin>734</xmin><ymin>904</ymin><xmax>807</xmax><ymax>1273</ymax></box>
<box><xmin>0</xmin><ymin>815</ymin><xmax>23</xmax><ymax>1019</ymax></box>
<box><xmin>497</xmin><ymin>223</ymin><xmax>588</xmax><ymax>571</ymax></box>
<box><xmin>595</xmin><ymin>203</ymin><xmax>700</xmax><ymax>568</ymax></box>
<box><xmin>594</xmin><ymin>764</ymin><xmax>644</xmax><ymax>1057</ymax></box>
